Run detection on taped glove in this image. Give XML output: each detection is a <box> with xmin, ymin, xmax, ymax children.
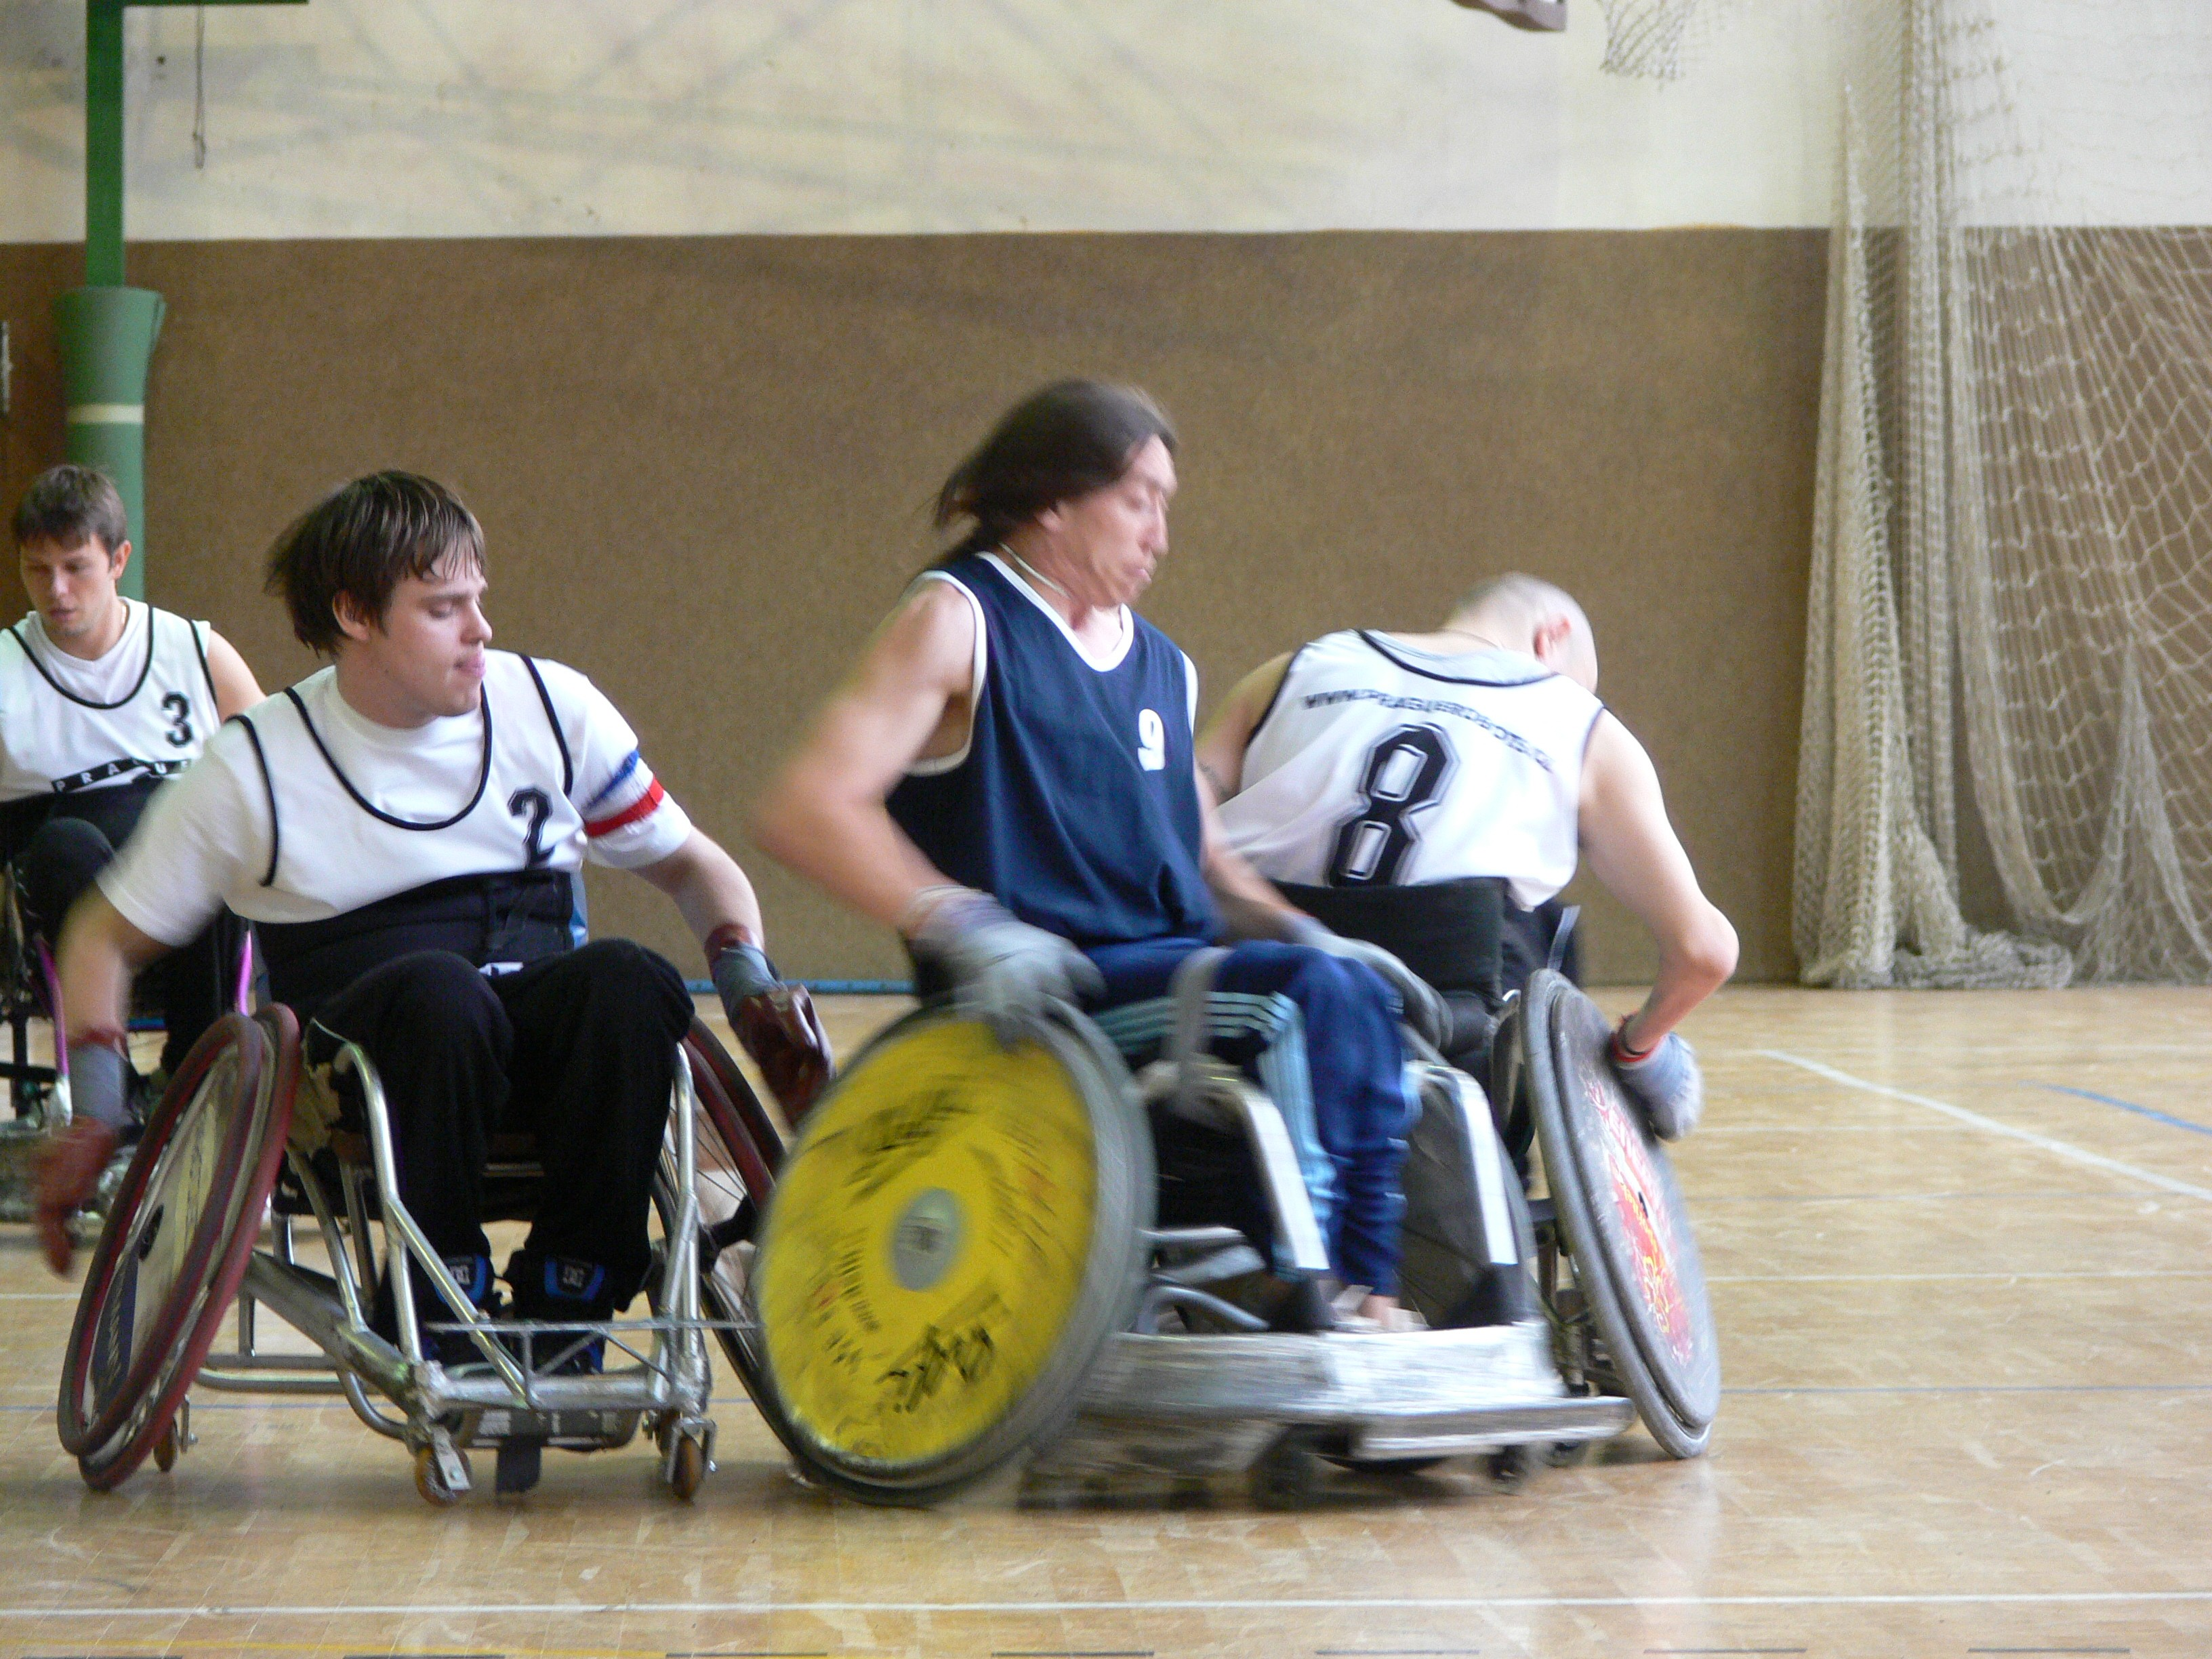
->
<box><xmin>35</xmin><ymin>1034</ymin><xmax>133</xmax><ymax>1275</ymax></box>
<box><xmin>906</xmin><ymin>889</ymin><xmax>1103</xmax><ymax>1041</ymax></box>
<box><xmin>1281</xmin><ymin>915</ymin><xmax>1448</xmax><ymax>1051</ymax></box>
<box><xmin>1609</xmin><ymin>1023</ymin><xmax>1703</xmax><ymax>1141</ymax></box>
<box><xmin>710</xmin><ymin>941</ymin><xmax>835</xmax><ymax>1122</ymax></box>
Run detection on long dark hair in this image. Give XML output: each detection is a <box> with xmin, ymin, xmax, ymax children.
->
<box><xmin>932</xmin><ymin>380</ymin><xmax>1176</xmax><ymax>565</ymax></box>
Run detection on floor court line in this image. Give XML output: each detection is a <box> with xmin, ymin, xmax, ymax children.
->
<box><xmin>1724</xmin><ymin>1383</ymin><xmax>2212</xmax><ymax>1397</ymax></box>
<box><xmin>2038</xmin><ymin>1083</ymin><xmax>2212</xmax><ymax>1138</ymax></box>
<box><xmin>5</xmin><ymin>1593</ymin><xmax>2211</xmax><ymax>1618</ymax></box>
<box><xmin>1757</xmin><ymin>1052</ymin><xmax>2212</xmax><ymax>1204</ymax></box>
<box><xmin>1692</xmin><ymin>1191</ymin><xmax>2129</xmax><ymax>1204</ymax></box>
<box><xmin>1707</xmin><ymin>1283</ymin><xmax>2212</xmax><ymax>1292</ymax></box>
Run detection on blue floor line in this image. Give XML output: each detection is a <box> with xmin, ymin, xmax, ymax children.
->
<box><xmin>683</xmin><ymin>979</ymin><xmax>911</xmax><ymax>996</ymax></box>
<box><xmin>2038</xmin><ymin>1083</ymin><xmax>2212</xmax><ymax>1139</ymax></box>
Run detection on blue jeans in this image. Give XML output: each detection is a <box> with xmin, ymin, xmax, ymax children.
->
<box><xmin>1086</xmin><ymin>937</ymin><xmax>1416</xmax><ymax>1296</ymax></box>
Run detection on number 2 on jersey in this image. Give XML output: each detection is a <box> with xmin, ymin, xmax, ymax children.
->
<box><xmin>1326</xmin><ymin>723</ymin><xmax>1454</xmax><ymax>885</ymax></box>
<box><xmin>508</xmin><ymin>787</ymin><xmax>553</xmax><ymax>867</ymax></box>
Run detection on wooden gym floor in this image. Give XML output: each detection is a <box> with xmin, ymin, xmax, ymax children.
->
<box><xmin>0</xmin><ymin>985</ymin><xmax>2208</xmax><ymax>1658</ymax></box>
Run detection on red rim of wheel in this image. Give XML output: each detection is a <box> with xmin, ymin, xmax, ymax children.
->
<box><xmin>683</xmin><ymin>1019</ymin><xmax>781</xmax><ymax>1188</ymax></box>
<box><xmin>55</xmin><ymin>1012</ymin><xmax>269</xmax><ymax>1456</ymax></box>
<box><xmin>75</xmin><ymin>1006</ymin><xmax>301</xmax><ymax>1490</ymax></box>
<box><xmin>681</xmin><ymin>1022</ymin><xmax>781</xmax><ymax>1397</ymax></box>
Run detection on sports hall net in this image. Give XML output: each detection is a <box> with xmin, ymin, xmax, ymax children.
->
<box><xmin>1794</xmin><ymin>0</ymin><xmax>2212</xmax><ymax>986</ymax></box>
<box><xmin>1590</xmin><ymin>0</ymin><xmax>1731</xmax><ymax>81</ymax></box>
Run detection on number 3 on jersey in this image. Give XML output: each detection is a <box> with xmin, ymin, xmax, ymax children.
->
<box><xmin>1326</xmin><ymin>723</ymin><xmax>1455</xmax><ymax>885</ymax></box>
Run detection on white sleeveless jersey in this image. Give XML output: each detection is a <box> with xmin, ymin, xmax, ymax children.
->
<box><xmin>1218</xmin><ymin>630</ymin><xmax>1604</xmax><ymax>909</ymax></box>
<box><xmin>98</xmin><ymin>651</ymin><xmax>693</xmax><ymax>942</ymax></box>
<box><xmin>0</xmin><ymin>602</ymin><xmax>220</xmax><ymax>802</ymax></box>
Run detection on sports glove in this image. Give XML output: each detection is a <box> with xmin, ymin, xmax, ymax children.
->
<box><xmin>1609</xmin><ymin>1022</ymin><xmax>1704</xmax><ymax>1141</ymax></box>
<box><xmin>905</xmin><ymin>888</ymin><xmax>1104</xmax><ymax>1040</ymax></box>
<box><xmin>1281</xmin><ymin>915</ymin><xmax>1448</xmax><ymax>1050</ymax></box>
<box><xmin>710</xmin><ymin>940</ymin><xmax>835</xmax><ymax>1122</ymax></box>
<box><xmin>35</xmin><ymin>1033</ymin><xmax>134</xmax><ymax>1273</ymax></box>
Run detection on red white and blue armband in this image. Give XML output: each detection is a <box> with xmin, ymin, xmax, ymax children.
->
<box><xmin>580</xmin><ymin>749</ymin><xmax>690</xmax><ymax>865</ymax></box>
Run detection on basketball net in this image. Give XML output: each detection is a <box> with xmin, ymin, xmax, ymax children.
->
<box><xmin>1590</xmin><ymin>0</ymin><xmax>1729</xmax><ymax>81</ymax></box>
<box><xmin>1797</xmin><ymin>0</ymin><xmax>2212</xmax><ymax>984</ymax></box>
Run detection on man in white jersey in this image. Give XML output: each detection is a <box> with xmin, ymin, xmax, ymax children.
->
<box><xmin>37</xmin><ymin>473</ymin><xmax>830</xmax><ymax>1359</ymax></box>
<box><xmin>5</xmin><ymin>466</ymin><xmax>264</xmax><ymax>1080</ymax></box>
<box><xmin>1197</xmin><ymin>573</ymin><xmax>1737</xmax><ymax>1141</ymax></box>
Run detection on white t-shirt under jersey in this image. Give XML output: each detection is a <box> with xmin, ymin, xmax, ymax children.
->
<box><xmin>1219</xmin><ymin>630</ymin><xmax>1604</xmax><ymax>909</ymax></box>
<box><xmin>0</xmin><ymin>600</ymin><xmax>221</xmax><ymax>802</ymax></box>
<box><xmin>100</xmin><ymin>652</ymin><xmax>692</xmax><ymax>947</ymax></box>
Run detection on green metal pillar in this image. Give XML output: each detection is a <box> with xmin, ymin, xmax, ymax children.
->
<box><xmin>58</xmin><ymin>0</ymin><xmax>155</xmax><ymax>596</ymax></box>
<box><xmin>54</xmin><ymin>0</ymin><xmax>304</xmax><ymax>598</ymax></box>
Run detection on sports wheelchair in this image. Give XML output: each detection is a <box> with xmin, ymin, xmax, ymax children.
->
<box><xmin>738</xmin><ymin>910</ymin><xmax>1720</xmax><ymax>1507</ymax></box>
<box><xmin>54</xmin><ymin>1003</ymin><xmax>787</xmax><ymax>1504</ymax></box>
<box><xmin>0</xmin><ymin>863</ymin><xmax>70</xmax><ymax>1152</ymax></box>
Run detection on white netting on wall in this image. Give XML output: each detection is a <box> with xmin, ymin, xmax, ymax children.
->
<box><xmin>1591</xmin><ymin>0</ymin><xmax>1733</xmax><ymax>81</ymax></box>
<box><xmin>1795</xmin><ymin>0</ymin><xmax>2212</xmax><ymax>985</ymax></box>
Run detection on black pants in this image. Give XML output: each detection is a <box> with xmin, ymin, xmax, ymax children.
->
<box><xmin>8</xmin><ymin>794</ymin><xmax>233</xmax><ymax>1077</ymax></box>
<box><xmin>308</xmin><ymin>939</ymin><xmax>693</xmax><ymax>1319</ymax></box>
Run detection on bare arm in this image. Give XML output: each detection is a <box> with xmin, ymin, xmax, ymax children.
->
<box><xmin>1197</xmin><ymin>761</ymin><xmax>1305</xmax><ymax>940</ymax></box>
<box><xmin>1578</xmin><ymin>713</ymin><xmax>1738</xmax><ymax>1050</ymax></box>
<box><xmin>632</xmin><ymin>829</ymin><xmax>766</xmax><ymax>955</ymax></box>
<box><xmin>58</xmin><ymin>889</ymin><xmax>170</xmax><ymax>1042</ymax></box>
<box><xmin>203</xmin><ymin>629</ymin><xmax>265</xmax><ymax>720</ymax></box>
<box><xmin>751</xmin><ymin>582</ymin><xmax>975</xmax><ymax>932</ymax></box>
<box><xmin>1194</xmin><ymin>652</ymin><xmax>1291</xmax><ymax>803</ymax></box>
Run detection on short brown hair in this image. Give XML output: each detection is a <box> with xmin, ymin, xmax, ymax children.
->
<box><xmin>12</xmin><ymin>465</ymin><xmax>127</xmax><ymax>554</ymax></box>
<box><xmin>265</xmin><ymin>471</ymin><xmax>485</xmax><ymax>653</ymax></box>
<box><xmin>933</xmin><ymin>380</ymin><xmax>1176</xmax><ymax>564</ymax></box>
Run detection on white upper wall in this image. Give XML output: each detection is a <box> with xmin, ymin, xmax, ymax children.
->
<box><xmin>0</xmin><ymin>0</ymin><xmax>1850</xmax><ymax>241</ymax></box>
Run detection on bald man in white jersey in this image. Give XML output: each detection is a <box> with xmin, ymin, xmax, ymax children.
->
<box><xmin>1197</xmin><ymin>574</ymin><xmax>1738</xmax><ymax>1141</ymax></box>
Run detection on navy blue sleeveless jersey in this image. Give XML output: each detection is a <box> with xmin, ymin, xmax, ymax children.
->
<box><xmin>888</xmin><ymin>554</ymin><xmax>1218</xmax><ymax>947</ymax></box>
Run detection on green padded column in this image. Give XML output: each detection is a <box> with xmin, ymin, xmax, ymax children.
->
<box><xmin>54</xmin><ymin>287</ymin><xmax>164</xmax><ymax>600</ymax></box>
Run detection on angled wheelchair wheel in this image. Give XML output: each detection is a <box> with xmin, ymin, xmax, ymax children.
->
<box><xmin>0</xmin><ymin>874</ymin><xmax>67</xmax><ymax>1122</ymax></box>
<box><xmin>1522</xmin><ymin>970</ymin><xmax>1719</xmax><ymax>1459</ymax></box>
<box><xmin>752</xmin><ymin>1001</ymin><xmax>1151</xmax><ymax>1504</ymax></box>
<box><xmin>678</xmin><ymin>1020</ymin><xmax>783</xmax><ymax>1399</ymax></box>
<box><xmin>57</xmin><ymin>1008</ymin><xmax>299</xmax><ymax>1486</ymax></box>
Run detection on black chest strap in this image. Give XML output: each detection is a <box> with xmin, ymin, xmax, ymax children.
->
<box><xmin>255</xmin><ymin>869</ymin><xmax>575</xmax><ymax>1024</ymax></box>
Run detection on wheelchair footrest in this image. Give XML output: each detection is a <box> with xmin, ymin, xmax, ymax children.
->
<box><xmin>455</xmin><ymin>1406</ymin><xmax>643</xmax><ymax>1452</ymax></box>
<box><xmin>1036</xmin><ymin>1320</ymin><xmax>1635</xmax><ymax>1477</ymax></box>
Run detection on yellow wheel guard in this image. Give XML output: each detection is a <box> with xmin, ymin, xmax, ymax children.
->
<box><xmin>756</xmin><ymin>1017</ymin><xmax>1101</xmax><ymax>1472</ymax></box>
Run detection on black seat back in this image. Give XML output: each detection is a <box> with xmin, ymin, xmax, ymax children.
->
<box><xmin>1273</xmin><ymin>878</ymin><xmax>1508</xmax><ymax>1002</ymax></box>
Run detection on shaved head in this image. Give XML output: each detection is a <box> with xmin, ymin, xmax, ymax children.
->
<box><xmin>1446</xmin><ymin>573</ymin><xmax>1597</xmax><ymax>691</ymax></box>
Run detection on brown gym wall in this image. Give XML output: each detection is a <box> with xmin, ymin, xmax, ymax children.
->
<box><xmin>0</xmin><ymin>230</ymin><xmax>1824</xmax><ymax>985</ymax></box>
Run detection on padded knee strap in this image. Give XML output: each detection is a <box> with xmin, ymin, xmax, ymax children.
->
<box><xmin>1164</xmin><ymin>947</ymin><xmax>1231</xmax><ymax>1122</ymax></box>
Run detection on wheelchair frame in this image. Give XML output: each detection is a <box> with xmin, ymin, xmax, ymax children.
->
<box><xmin>66</xmin><ymin>1012</ymin><xmax>763</xmax><ymax>1504</ymax></box>
<box><xmin>1029</xmin><ymin>966</ymin><xmax>1635</xmax><ymax>1500</ymax></box>
<box><xmin>745</xmin><ymin>959</ymin><xmax>1659</xmax><ymax>1509</ymax></box>
<box><xmin>0</xmin><ymin>862</ymin><xmax>68</xmax><ymax>1141</ymax></box>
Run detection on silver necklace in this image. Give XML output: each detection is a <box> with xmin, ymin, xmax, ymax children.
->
<box><xmin>1001</xmin><ymin>546</ymin><xmax>1071</xmax><ymax>600</ymax></box>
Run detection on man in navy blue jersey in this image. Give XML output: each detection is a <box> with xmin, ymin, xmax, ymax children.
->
<box><xmin>756</xmin><ymin>382</ymin><xmax>1442</xmax><ymax>1326</ymax></box>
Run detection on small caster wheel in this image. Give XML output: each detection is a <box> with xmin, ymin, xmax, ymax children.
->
<box><xmin>668</xmin><ymin>1431</ymin><xmax>708</xmax><ymax>1501</ymax></box>
<box><xmin>1251</xmin><ymin>1431</ymin><xmax>1322</xmax><ymax>1511</ymax></box>
<box><xmin>1545</xmin><ymin>1438</ymin><xmax>1592</xmax><ymax>1468</ymax></box>
<box><xmin>1488</xmin><ymin>1443</ymin><xmax>1540</xmax><ymax>1490</ymax></box>
<box><xmin>413</xmin><ymin>1443</ymin><xmax>470</xmax><ymax>1507</ymax></box>
<box><xmin>152</xmin><ymin>1398</ymin><xmax>192</xmax><ymax>1472</ymax></box>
